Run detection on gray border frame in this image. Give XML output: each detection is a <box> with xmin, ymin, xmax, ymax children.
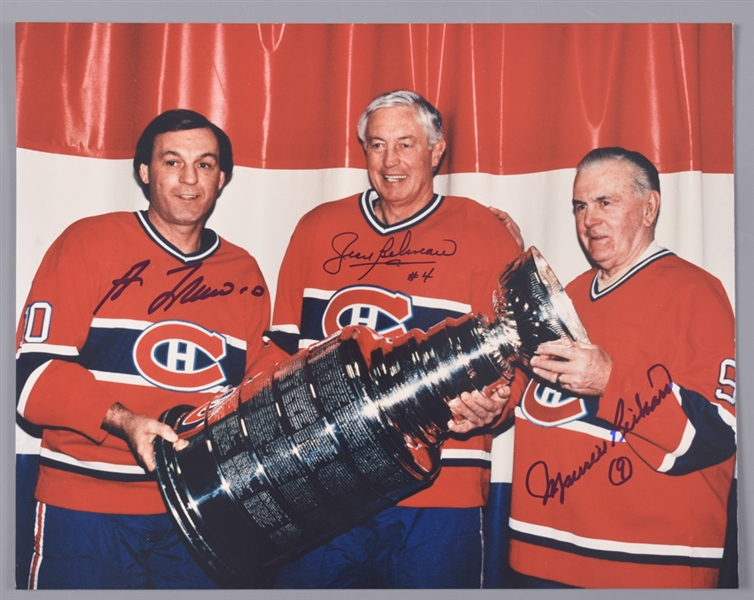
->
<box><xmin>2</xmin><ymin>2</ymin><xmax>752</xmax><ymax>599</ymax></box>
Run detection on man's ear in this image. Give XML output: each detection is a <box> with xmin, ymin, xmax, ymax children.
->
<box><xmin>139</xmin><ymin>163</ymin><xmax>150</xmax><ymax>186</ymax></box>
<box><xmin>431</xmin><ymin>139</ymin><xmax>447</xmax><ymax>168</ymax></box>
<box><xmin>643</xmin><ymin>190</ymin><xmax>661</xmax><ymax>227</ymax></box>
<box><xmin>217</xmin><ymin>171</ymin><xmax>226</xmax><ymax>192</ymax></box>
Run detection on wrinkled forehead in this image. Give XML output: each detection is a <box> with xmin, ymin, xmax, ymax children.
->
<box><xmin>574</xmin><ymin>159</ymin><xmax>639</xmax><ymax>195</ymax></box>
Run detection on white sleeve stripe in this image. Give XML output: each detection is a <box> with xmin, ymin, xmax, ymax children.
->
<box><xmin>17</xmin><ymin>360</ymin><xmax>53</xmax><ymax>417</ymax></box>
<box><xmin>509</xmin><ymin>518</ymin><xmax>723</xmax><ymax>559</ymax></box>
<box><xmin>657</xmin><ymin>385</ymin><xmax>696</xmax><ymax>473</ymax></box>
<box><xmin>39</xmin><ymin>447</ymin><xmax>147</xmax><ymax>475</ymax></box>
<box><xmin>716</xmin><ymin>402</ymin><xmax>737</xmax><ymax>435</ymax></box>
<box><xmin>16</xmin><ymin>343</ymin><xmax>79</xmax><ymax>358</ymax></box>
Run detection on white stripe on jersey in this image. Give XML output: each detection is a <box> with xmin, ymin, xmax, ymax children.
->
<box><xmin>39</xmin><ymin>447</ymin><xmax>147</xmax><ymax>475</ymax></box>
<box><xmin>269</xmin><ymin>323</ymin><xmax>301</xmax><ymax>335</ymax></box>
<box><xmin>509</xmin><ymin>517</ymin><xmax>724</xmax><ymax>559</ymax></box>
<box><xmin>440</xmin><ymin>448</ymin><xmax>492</xmax><ymax>462</ymax></box>
<box><xmin>303</xmin><ymin>287</ymin><xmax>335</xmax><ymax>300</ymax></box>
<box><xmin>411</xmin><ymin>295</ymin><xmax>471</xmax><ymax>314</ymax></box>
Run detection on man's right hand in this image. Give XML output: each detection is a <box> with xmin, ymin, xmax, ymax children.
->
<box><xmin>102</xmin><ymin>402</ymin><xmax>188</xmax><ymax>471</ymax></box>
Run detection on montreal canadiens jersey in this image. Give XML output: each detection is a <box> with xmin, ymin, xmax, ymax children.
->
<box><xmin>16</xmin><ymin>211</ymin><xmax>283</xmax><ymax>515</ymax></box>
<box><xmin>508</xmin><ymin>248</ymin><xmax>736</xmax><ymax>588</ymax></box>
<box><xmin>269</xmin><ymin>190</ymin><xmax>523</xmax><ymax>508</ymax></box>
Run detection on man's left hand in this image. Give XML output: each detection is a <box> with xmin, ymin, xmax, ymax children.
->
<box><xmin>530</xmin><ymin>340</ymin><xmax>613</xmax><ymax>397</ymax></box>
<box><xmin>446</xmin><ymin>384</ymin><xmax>510</xmax><ymax>434</ymax></box>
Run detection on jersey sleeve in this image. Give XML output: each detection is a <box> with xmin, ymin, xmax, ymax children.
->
<box><xmin>595</xmin><ymin>275</ymin><xmax>736</xmax><ymax>475</ymax></box>
<box><xmin>267</xmin><ymin>212</ymin><xmax>317</xmax><ymax>355</ymax></box>
<box><xmin>16</xmin><ymin>224</ymin><xmax>118</xmax><ymax>443</ymax></box>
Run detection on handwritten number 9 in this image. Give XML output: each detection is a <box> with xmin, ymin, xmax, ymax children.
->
<box><xmin>609</xmin><ymin>457</ymin><xmax>633</xmax><ymax>486</ymax></box>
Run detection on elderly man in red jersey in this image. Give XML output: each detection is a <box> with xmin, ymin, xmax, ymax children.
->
<box><xmin>267</xmin><ymin>90</ymin><xmax>523</xmax><ymax>588</ymax></box>
<box><xmin>505</xmin><ymin>147</ymin><xmax>736</xmax><ymax>588</ymax></box>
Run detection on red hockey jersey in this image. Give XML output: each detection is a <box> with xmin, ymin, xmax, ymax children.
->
<box><xmin>16</xmin><ymin>211</ymin><xmax>282</xmax><ymax>514</ymax></box>
<box><xmin>270</xmin><ymin>190</ymin><xmax>523</xmax><ymax>508</ymax></box>
<box><xmin>508</xmin><ymin>248</ymin><xmax>736</xmax><ymax>588</ymax></box>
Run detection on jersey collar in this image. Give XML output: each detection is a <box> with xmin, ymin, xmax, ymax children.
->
<box><xmin>359</xmin><ymin>188</ymin><xmax>445</xmax><ymax>235</ymax></box>
<box><xmin>135</xmin><ymin>210</ymin><xmax>220</xmax><ymax>263</ymax></box>
<box><xmin>590</xmin><ymin>241</ymin><xmax>674</xmax><ymax>300</ymax></box>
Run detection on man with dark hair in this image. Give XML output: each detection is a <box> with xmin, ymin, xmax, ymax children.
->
<box><xmin>16</xmin><ymin>109</ymin><xmax>281</xmax><ymax>588</ymax></box>
<box><xmin>503</xmin><ymin>147</ymin><xmax>736</xmax><ymax>588</ymax></box>
<box><xmin>267</xmin><ymin>90</ymin><xmax>523</xmax><ymax>588</ymax></box>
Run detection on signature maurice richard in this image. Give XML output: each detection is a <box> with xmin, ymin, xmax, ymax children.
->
<box><xmin>525</xmin><ymin>364</ymin><xmax>673</xmax><ymax>506</ymax></box>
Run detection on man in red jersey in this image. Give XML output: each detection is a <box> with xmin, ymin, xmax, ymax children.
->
<box><xmin>16</xmin><ymin>109</ymin><xmax>282</xmax><ymax>589</ymax></box>
<box><xmin>507</xmin><ymin>147</ymin><xmax>736</xmax><ymax>588</ymax></box>
<box><xmin>267</xmin><ymin>90</ymin><xmax>523</xmax><ymax>588</ymax></box>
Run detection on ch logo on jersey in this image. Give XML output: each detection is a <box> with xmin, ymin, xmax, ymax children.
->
<box><xmin>322</xmin><ymin>286</ymin><xmax>413</xmax><ymax>338</ymax></box>
<box><xmin>520</xmin><ymin>380</ymin><xmax>587</xmax><ymax>427</ymax></box>
<box><xmin>133</xmin><ymin>321</ymin><xmax>228</xmax><ymax>392</ymax></box>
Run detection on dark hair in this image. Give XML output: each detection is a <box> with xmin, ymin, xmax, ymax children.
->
<box><xmin>576</xmin><ymin>147</ymin><xmax>660</xmax><ymax>197</ymax></box>
<box><xmin>133</xmin><ymin>109</ymin><xmax>233</xmax><ymax>199</ymax></box>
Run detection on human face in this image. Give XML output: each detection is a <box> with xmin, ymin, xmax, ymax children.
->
<box><xmin>364</xmin><ymin>105</ymin><xmax>446</xmax><ymax>219</ymax></box>
<box><xmin>139</xmin><ymin>127</ymin><xmax>226</xmax><ymax>242</ymax></box>
<box><xmin>572</xmin><ymin>160</ymin><xmax>659</xmax><ymax>278</ymax></box>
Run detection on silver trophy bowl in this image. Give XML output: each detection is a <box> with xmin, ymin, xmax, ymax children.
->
<box><xmin>153</xmin><ymin>246</ymin><xmax>588</xmax><ymax>586</ymax></box>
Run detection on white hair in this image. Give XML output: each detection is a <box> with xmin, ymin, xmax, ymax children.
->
<box><xmin>356</xmin><ymin>90</ymin><xmax>444</xmax><ymax>148</ymax></box>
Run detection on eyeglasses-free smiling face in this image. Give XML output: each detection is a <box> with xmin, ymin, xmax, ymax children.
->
<box><xmin>139</xmin><ymin>127</ymin><xmax>226</xmax><ymax>249</ymax></box>
<box><xmin>572</xmin><ymin>159</ymin><xmax>660</xmax><ymax>278</ymax></box>
<box><xmin>364</xmin><ymin>105</ymin><xmax>446</xmax><ymax>223</ymax></box>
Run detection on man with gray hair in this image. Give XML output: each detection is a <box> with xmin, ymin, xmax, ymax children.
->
<box><xmin>267</xmin><ymin>90</ymin><xmax>523</xmax><ymax>587</ymax></box>
<box><xmin>503</xmin><ymin>147</ymin><xmax>736</xmax><ymax>588</ymax></box>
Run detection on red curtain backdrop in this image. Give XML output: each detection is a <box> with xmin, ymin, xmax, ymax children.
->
<box><xmin>16</xmin><ymin>23</ymin><xmax>733</xmax><ymax>175</ymax></box>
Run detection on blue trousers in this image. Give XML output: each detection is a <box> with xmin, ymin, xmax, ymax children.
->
<box><xmin>27</xmin><ymin>502</ymin><xmax>218</xmax><ymax>589</ymax></box>
<box><xmin>272</xmin><ymin>505</ymin><xmax>484</xmax><ymax>588</ymax></box>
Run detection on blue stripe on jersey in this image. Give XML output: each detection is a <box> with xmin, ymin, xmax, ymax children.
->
<box><xmin>300</xmin><ymin>297</ymin><xmax>465</xmax><ymax>341</ymax></box>
<box><xmin>510</xmin><ymin>528</ymin><xmax>722</xmax><ymax>569</ymax></box>
<box><xmin>441</xmin><ymin>458</ymin><xmax>491</xmax><ymax>469</ymax></box>
<box><xmin>665</xmin><ymin>387</ymin><xmax>736</xmax><ymax>475</ymax></box>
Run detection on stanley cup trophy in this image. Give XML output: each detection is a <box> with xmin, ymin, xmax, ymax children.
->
<box><xmin>153</xmin><ymin>247</ymin><xmax>589</xmax><ymax>586</ymax></box>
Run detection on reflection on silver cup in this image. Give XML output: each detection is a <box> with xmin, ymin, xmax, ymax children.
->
<box><xmin>153</xmin><ymin>247</ymin><xmax>588</xmax><ymax>586</ymax></box>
